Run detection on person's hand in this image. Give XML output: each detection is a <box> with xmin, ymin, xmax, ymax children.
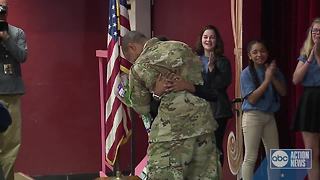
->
<box><xmin>208</xmin><ymin>52</ymin><xmax>215</xmax><ymax>72</ymax></box>
<box><xmin>314</xmin><ymin>42</ymin><xmax>320</xmax><ymax>64</ymax></box>
<box><xmin>167</xmin><ymin>75</ymin><xmax>195</xmax><ymax>93</ymax></box>
<box><xmin>0</xmin><ymin>31</ymin><xmax>9</xmax><ymax>41</ymax></box>
<box><xmin>306</xmin><ymin>46</ymin><xmax>315</xmax><ymax>64</ymax></box>
<box><xmin>265</xmin><ymin>60</ymin><xmax>276</xmax><ymax>81</ymax></box>
<box><xmin>152</xmin><ymin>73</ymin><xmax>172</xmax><ymax>96</ymax></box>
<box><xmin>153</xmin><ymin>73</ymin><xmax>196</xmax><ymax>95</ymax></box>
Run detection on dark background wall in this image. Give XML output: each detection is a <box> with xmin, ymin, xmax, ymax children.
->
<box><xmin>9</xmin><ymin>0</ymin><xmax>108</xmax><ymax>176</ymax></box>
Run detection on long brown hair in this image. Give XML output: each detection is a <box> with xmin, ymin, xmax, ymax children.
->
<box><xmin>195</xmin><ymin>25</ymin><xmax>224</xmax><ymax>57</ymax></box>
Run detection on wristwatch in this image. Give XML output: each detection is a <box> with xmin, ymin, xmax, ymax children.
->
<box><xmin>152</xmin><ymin>92</ymin><xmax>162</xmax><ymax>101</ymax></box>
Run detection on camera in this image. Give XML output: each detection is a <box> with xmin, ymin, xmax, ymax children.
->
<box><xmin>0</xmin><ymin>5</ymin><xmax>8</xmax><ymax>32</ymax></box>
<box><xmin>0</xmin><ymin>20</ymin><xmax>8</xmax><ymax>31</ymax></box>
<box><xmin>0</xmin><ymin>5</ymin><xmax>7</xmax><ymax>15</ymax></box>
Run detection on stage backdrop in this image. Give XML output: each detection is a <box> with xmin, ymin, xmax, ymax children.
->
<box><xmin>7</xmin><ymin>0</ymin><xmax>319</xmax><ymax>177</ymax></box>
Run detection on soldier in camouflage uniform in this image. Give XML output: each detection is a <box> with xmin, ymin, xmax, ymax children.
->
<box><xmin>122</xmin><ymin>31</ymin><xmax>221</xmax><ymax>180</ymax></box>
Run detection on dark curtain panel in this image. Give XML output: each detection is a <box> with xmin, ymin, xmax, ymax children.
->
<box><xmin>262</xmin><ymin>0</ymin><xmax>320</xmax><ymax>149</ymax></box>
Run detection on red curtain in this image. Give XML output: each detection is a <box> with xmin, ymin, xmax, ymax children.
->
<box><xmin>262</xmin><ymin>0</ymin><xmax>320</xmax><ymax>149</ymax></box>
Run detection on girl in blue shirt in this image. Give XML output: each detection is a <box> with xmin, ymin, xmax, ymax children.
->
<box><xmin>240</xmin><ymin>40</ymin><xmax>287</xmax><ymax>180</ymax></box>
<box><xmin>292</xmin><ymin>17</ymin><xmax>320</xmax><ymax>180</ymax></box>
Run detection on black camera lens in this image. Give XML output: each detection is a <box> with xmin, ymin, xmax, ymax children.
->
<box><xmin>0</xmin><ymin>5</ymin><xmax>7</xmax><ymax>15</ymax></box>
<box><xmin>0</xmin><ymin>21</ymin><xmax>8</xmax><ymax>31</ymax></box>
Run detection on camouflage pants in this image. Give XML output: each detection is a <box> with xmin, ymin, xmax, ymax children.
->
<box><xmin>147</xmin><ymin>133</ymin><xmax>220</xmax><ymax>180</ymax></box>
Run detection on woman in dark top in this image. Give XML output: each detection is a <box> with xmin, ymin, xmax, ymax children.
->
<box><xmin>194</xmin><ymin>25</ymin><xmax>233</xmax><ymax>165</ymax></box>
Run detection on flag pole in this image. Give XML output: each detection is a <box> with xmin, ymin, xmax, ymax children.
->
<box><xmin>116</xmin><ymin>0</ymin><xmax>136</xmax><ymax>176</ymax></box>
<box><xmin>116</xmin><ymin>0</ymin><xmax>136</xmax><ymax>175</ymax></box>
<box><xmin>105</xmin><ymin>0</ymin><xmax>137</xmax><ymax>177</ymax></box>
<box><xmin>115</xmin><ymin>0</ymin><xmax>122</xmax><ymax>176</ymax></box>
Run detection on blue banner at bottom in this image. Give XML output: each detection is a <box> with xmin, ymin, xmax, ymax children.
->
<box><xmin>254</xmin><ymin>158</ymin><xmax>308</xmax><ymax>180</ymax></box>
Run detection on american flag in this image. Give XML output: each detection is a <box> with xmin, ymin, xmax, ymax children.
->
<box><xmin>105</xmin><ymin>0</ymin><xmax>132</xmax><ymax>165</ymax></box>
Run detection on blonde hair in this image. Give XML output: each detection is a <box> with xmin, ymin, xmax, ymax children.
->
<box><xmin>300</xmin><ymin>17</ymin><xmax>320</xmax><ymax>57</ymax></box>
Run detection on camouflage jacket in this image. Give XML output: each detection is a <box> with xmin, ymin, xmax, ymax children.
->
<box><xmin>129</xmin><ymin>38</ymin><xmax>217</xmax><ymax>142</ymax></box>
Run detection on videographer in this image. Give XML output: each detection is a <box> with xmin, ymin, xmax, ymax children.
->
<box><xmin>0</xmin><ymin>0</ymin><xmax>28</xmax><ymax>179</ymax></box>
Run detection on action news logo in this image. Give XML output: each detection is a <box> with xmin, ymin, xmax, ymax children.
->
<box><xmin>270</xmin><ymin>149</ymin><xmax>312</xmax><ymax>169</ymax></box>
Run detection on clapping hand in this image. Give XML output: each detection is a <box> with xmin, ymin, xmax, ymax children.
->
<box><xmin>208</xmin><ymin>52</ymin><xmax>215</xmax><ymax>72</ymax></box>
<box><xmin>314</xmin><ymin>42</ymin><xmax>320</xmax><ymax>65</ymax></box>
<box><xmin>265</xmin><ymin>60</ymin><xmax>277</xmax><ymax>82</ymax></box>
